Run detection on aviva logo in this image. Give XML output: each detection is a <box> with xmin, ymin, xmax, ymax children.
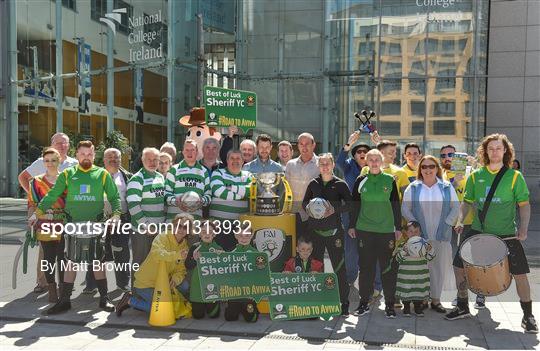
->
<box><xmin>99</xmin><ymin>8</ymin><xmax>127</xmax><ymax>36</ymax></box>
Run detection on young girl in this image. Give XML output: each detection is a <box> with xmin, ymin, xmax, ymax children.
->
<box><xmin>395</xmin><ymin>221</ymin><xmax>434</xmax><ymax>317</ymax></box>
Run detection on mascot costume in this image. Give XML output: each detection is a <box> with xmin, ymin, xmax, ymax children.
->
<box><xmin>179</xmin><ymin>107</ymin><xmax>222</xmax><ymax>160</ymax></box>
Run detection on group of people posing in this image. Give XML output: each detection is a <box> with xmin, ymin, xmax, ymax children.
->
<box><xmin>20</xmin><ymin>127</ymin><xmax>536</xmax><ymax>333</ymax></box>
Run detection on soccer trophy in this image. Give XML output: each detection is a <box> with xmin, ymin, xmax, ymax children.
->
<box><xmin>250</xmin><ymin>172</ymin><xmax>292</xmax><ymax>216</ymax></box>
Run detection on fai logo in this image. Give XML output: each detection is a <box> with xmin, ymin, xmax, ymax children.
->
<box><xmin>253</xmin><ymin>228</ymin><xmax>285</xmax><ymax>262</ymax></box>
<box><xmin>99</xmin><ymin>8</ymin><xmax>127</xmax><ymax>36</ymax></box>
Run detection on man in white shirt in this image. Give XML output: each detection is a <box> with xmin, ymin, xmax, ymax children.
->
<box><xmin>285</xmin><ymin>133</ymin><xmax>320</xmax><ymax>236</ymax></box>
<box><xmin>18</xmin><ymin>133</ymin><xmax>78</xmax><ymax>193</ymax></box>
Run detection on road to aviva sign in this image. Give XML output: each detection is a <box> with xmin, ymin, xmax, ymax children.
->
<box><xmin>204</xmin><ymin>86</ymin><xmax>257</xmax><ymax>133</ymax></box>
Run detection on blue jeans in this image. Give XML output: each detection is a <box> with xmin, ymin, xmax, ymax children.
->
<box><xmin>130</xmin><ymin>279</ymin><xmax>190</xmax><ymax>313</ymax></box>
<box><xmin>343</xmin><ymin>213</ymin><xmax>382</xmax><ymax>291</ymax></box>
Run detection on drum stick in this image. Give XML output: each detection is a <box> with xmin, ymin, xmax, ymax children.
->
<box><xmin>502</xmin><ymin>236</ymin><xmax>518</xmax><ymax>241</ymax></box>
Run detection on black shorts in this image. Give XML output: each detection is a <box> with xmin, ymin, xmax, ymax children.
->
<box><xmin>453</xmin><ymin>230</ymin><xmax>530</xmax><ymax>275</ymax></box>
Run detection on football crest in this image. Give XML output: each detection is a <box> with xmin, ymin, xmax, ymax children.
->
<box><xmin>253</xmin><ymin>228</ymin><xmax>285</xmax><ymax>262</ymax></box>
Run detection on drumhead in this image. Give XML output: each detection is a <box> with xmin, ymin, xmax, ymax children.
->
<box><xmin>460</xmin><ymin>234</ymin><xmax>508</xmax><ymax>266</ymax></box>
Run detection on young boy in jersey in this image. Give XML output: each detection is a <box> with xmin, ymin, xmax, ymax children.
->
<box><xmin>224</xmin><ymin>228</ymin><xmax>259</xmax><ymax>322</ymax></box>
<box><xmin>185</xmin><ymin>220</ymin><xmax>223</xmax><ymax>319</ymax></box>
<box><xmin>283</xmin><ymin>236</ymin><xmax>323</xmax><ymax>273</ymax></box>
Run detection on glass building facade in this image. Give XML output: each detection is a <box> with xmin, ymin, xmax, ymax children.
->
<box><xmin>8</xmin><ymin>0</ymin><xmax>488</xmax><ymax>174</ymax></box>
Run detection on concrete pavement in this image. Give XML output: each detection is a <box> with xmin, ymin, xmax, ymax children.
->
<box><xmin>1</xmin><ymin>197</ymin><xmax>540</xmax><ymax>349</ymax></box>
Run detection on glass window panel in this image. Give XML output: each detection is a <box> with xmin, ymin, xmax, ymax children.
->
<box><xmin>435</xmin><ymin>77</ymin><xmax>456</xmax><ymax>93</ymax></box>
<box><xmin>381</xmin><ymin>101</ymin><xmax>401</xmax><ymax>116</ymax></box>
<box><xmin>411</xmin><ymin>101</ymin><xmax>425</xmax><ymax>116</ymax></box>
<box><xmin>432</xmin><ymin>120</ymin><xmax>455</xmax><ymax>135</ymax></box>
<box><xmin>411</xmin><ymin>121</ymin><xmax>425</xmax><ymax>136</ymax></box>
<box><xmin>433</xmin><ymin>101</ymin><xmax>455</xmax><ymax>117</ymax></box>
<box><xmin>380</xmin><ymin>121</ymin><xmax>401</xmax><ymax>136</ymax></box>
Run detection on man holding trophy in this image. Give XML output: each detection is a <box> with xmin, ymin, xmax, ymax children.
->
<box><xmin>165</xmin><ymin>139</ymin><xmax>210</xmax><ymax>220</ymax></box>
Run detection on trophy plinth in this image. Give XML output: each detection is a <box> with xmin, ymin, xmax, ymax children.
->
<box><xmin>255</xmin><ymin>173</ymin><xmax>282</xmax><ymax>216</ymax></box>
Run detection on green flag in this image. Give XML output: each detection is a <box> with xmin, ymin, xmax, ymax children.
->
<box><xmin>197</xmin><ymin>252</ymin><xmax>271</xmax><ymax>302</ymax></box>
<box><xmin>269</xmin><ymin>273</ymin><xmax>342</xmax><ymax>321</ymax></box>
<box><xmin>204</xmin><ymin>86</ymin><xmax>257</xmax><ymax>133</ymax></box>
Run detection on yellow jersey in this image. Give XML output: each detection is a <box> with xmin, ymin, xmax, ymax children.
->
<box><xmin>443</xmin><ymin>169</ymin><xmax>473</xmax><ymax>225</ymax></box>
<box><xmin>401</xmin><ymin>164</ymin><xmax>417</xmax><ymax>184</ymax></box>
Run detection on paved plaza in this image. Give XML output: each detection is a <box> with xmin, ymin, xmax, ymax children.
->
<box><xmin>1</xmin><ymin>198</ymin><xmax>539</xmax><ymax>350</ymax></box>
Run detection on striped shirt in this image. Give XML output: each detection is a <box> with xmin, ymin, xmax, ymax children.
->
<box><xmin>209</xmin><ymin>168</ymin><xmax>253</xmax><ymax>220</ymax></box>
<box><xmin>165</xmin><ymin>160</ymin><xmax>211</xmax><ymax>220</ymax></box>
<box><xmin>127</xmin><ymin>168</ymin><xmax>166</xmax><ymax>227</ymax></box>
<box><xmin>395</xmin><ymin>243</ymin><xmax>431</xmax><ymax>301</ymax></box>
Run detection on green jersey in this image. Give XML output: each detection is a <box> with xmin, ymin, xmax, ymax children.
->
<box><xmin>350</xmin><ymin>172</ymin><xmax>401</xmax><ymax>233</ymax></box>
<box><xmin>37</xmin><ymin>165</ymin><xmax>120</xmax><ymax>222</ymax></box>
<box><xmin>165</xmin><ymin>160</ymin><xmax>211</xmax><ymax>220</ymax></box>
<box><xmin>464</xmin><ymin>166</ymin><xmax>529</xmax><ymax>236</ymax></box>
<box><xmin>126</xmin><ymin>168</ymin><xmax>166</xmax><ymax>227</ymax></box>
<box><xmin>209</xmin><ymin>169</ymin><xmax>253</xmax><ymax>220</ymax></box>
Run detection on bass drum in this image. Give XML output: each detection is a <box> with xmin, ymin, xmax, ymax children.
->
<box><xmin>460</xmin><ymin>234</ymin><xmax>512</xmax><ymax>296</ymax></box>
<box><xmin>64</xmin><ymin>223</ymin><xmax>106</xmax><ymax>263</ymax></box>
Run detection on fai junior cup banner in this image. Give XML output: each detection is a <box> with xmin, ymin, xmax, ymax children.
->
<box><xmin>269</xmin><ymin>273</ymin><xmax>341</xmax><ymax>321</ymax></box>
<box><xmin>197</xmin><ymin>252</ymin><xmax>271</xmax><ymax>302</ymax></box>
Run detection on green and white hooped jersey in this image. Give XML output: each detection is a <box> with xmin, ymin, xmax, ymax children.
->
<box><xmin>209</xmin><ymin>168</ymin><xmax>253</xmax><ymax>220</ymax></box>
<box><xmin>165</xmin><ymin>160</ymin><xmax>211</xmax><ymax>220</ymax></box>
<box><xmin>126</xmin><ymin>168</ymin><xmax>166</xmax><ymax>227</ymax></box>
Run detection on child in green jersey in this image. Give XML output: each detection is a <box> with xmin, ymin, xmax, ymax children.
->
<box><xmin>224</xmin><ymin>227</ymin><xmax>259</xmax><ymax>322</ymax></box>
<box><xmin>185</xmin><ymin>220</ymin><xmax>224</xmax><ymax>319</ymax></box>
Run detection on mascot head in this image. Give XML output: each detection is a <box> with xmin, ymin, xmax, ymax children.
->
<box><xmin>180</xmin><ymin>107</ymin><xmax>222</xmax><ymax>160</ymax></box>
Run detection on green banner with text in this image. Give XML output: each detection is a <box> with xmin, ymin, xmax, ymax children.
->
<box><xmin>268</xmin><ymin>273</ymin><xmax>341</xmax><ymax>321</ymax></box>
<box><xmin>204</xmin><ymin>86</ymin><xmax>257</xmax><ymax>132</ymax></box>
<box><xmin>197</xmin><ymin>252</ymin><xmax>271</xmax><ymax>302</ymax></box>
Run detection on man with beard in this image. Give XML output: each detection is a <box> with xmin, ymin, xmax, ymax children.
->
<box><xmin>439</xmin><ymin>144</ymin><xmax>480</xmax><ymax>306</ymax></box>
<box><xmin>401</xmin><ymin>143</ymin><xmax>422</xmax><ymax>183</ymax></box>
<box><xmin>30</xmin><ymin>140</ymin><xmax>120</xmax><ymax>314</ymax></box>
<box><xmin>243</xmin><ymin>134</ymin><xmax>282</xmax><ymax>174</ymax></box>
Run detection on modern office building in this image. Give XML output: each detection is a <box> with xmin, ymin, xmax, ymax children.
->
<box><xmin>1</xmin><ymin>0</ymin><xmax>538</xmax><ymax>201</ymax></box>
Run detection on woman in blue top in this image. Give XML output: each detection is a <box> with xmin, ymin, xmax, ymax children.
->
<box><xmin>402</xmin><ymin>155</ymin><xmax>459</xmax><ymax>313</ymax></box>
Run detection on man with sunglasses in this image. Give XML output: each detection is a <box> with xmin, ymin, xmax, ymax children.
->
<box><xmin>336</xmin><ymin>131</ymin><xmax>373</xmax><ymax>287</ymax></box>
<box><xmin>440</xmin><ymin>145</ymin><xmax>482</xmax><ymax>308</ymax></box>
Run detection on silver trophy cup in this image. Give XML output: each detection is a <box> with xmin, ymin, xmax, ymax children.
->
<box><xmin>256</xmin><ymin>172</ymin><xmax>282</xmax><ymax>215</ymax></box>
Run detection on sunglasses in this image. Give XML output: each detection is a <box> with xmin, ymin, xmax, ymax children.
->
<box><xmin>356</xmin><ymin>149</ymin><xmax>369</xmax><ymax>154</ymax></box>
<box><xmin>421</xmin><ymin>164</ymin><xmax>437</xmax><ymax>170</ymax></box>
<box><xmin>440</xmin><ymin>152</ymin><xmax>455</xmax><ymax>158</ymax></box>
